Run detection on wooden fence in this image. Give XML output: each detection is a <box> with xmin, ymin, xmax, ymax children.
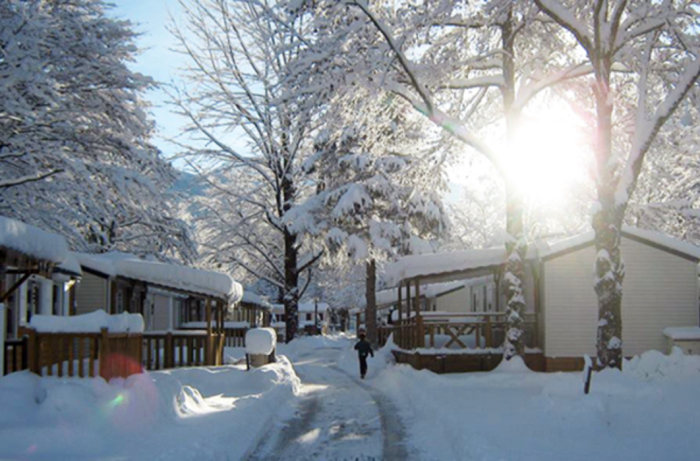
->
<box><xmin>142</xmin><ymin>331</ymin><xmax>224</xmax><ymax>371</ymax></box>
<box><xmin>12</xmin><ymin>327</ymin><xmax>142</xmax><ymax>379</ymax></box>
<box><xmin>377</xmin><ymin>312</ymin><xmax>539</xmax><ymax>351</ymax></box>
<box><xmin>4</xmin><ymin>336</ymin><xmax>28</xmax><ymax>375</ymax></box>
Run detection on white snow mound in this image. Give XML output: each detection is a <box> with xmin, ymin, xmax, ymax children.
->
<box><xmin>246</xmin><ymin>328</ymin><xmax>277</xmax><ymax>355</ymax></box>
<box><xmin>30</xmin><ymin>310</ymin><xmax>145</xmax><ymax>333</ymax></box>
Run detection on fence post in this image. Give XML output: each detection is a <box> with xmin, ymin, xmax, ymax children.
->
<box><xmin>0</xmin><ymin>303</ymin><xmax>5</xmax><ymax>376</ymax></box>
<box><xmin>99</xmin><ymin>328</ymin><xmax>110</xmax><ymax>379</ymax></box>
<box><xmin>417</xmin><ymin>315</ymin><xmax>425</xmax><ymax>348</ymax></box>
<box><xmin>485</xmin><ymin>315</ymin><xmax>493</xmax><ymax>348</ymax></box>
<box><xmin>25</xmin><ymin>328</ymin><xmax>39</xmax><ymax>374</ymax></box>
<box><xmin>165</xmin><ymin>332</ymin><xmax>173</xmax><ymax>369</ymax></box>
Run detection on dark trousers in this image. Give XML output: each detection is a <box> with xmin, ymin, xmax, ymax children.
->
<box><xmin>359</xmin><ymin>354</ymin><xmax>368</xmax><ymax>376</ymax></box>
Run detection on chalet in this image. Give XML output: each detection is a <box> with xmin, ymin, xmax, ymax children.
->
<box><xmin>73</xmin><ymin>252</ymin><xmax>243</xmax><ymax>331</ymax></box>
<box><xmin>230</xmin><ymin>290</ymin><xmax>272</xmax><ymax>327</ymax></box>
<box><xmin>382</xmin><ymin>226</ymin><xmax>700</xmax><ymax>372</ymax></box>
<box><xmin>1</xmin><ymin>216</ymin><xmax>82</xmax><ymax>340</ymax></box>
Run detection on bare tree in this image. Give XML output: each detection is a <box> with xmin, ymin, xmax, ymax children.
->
<box><xmin>172</xmin><ymin>0</ymin><xmax>326</xmax><ymax>341</ymax></box>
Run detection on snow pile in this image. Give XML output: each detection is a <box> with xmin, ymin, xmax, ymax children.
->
<box><xmin>74</xmin><ymin>252</ymin><xmax>244</xmax><ymax>302</ymax></box>
<box><xmin>0</xmin><ymin>359</ymin><xmax>300</xmax><ymax>460</ymax></box>
<box><xmin>30</xmin><ymin>310</ymin><xmax>144</xmax><ymax>333</ymax></box>
<box><xmin>0</xmin><ymin>215</ymin><xmax>70</xmax><ymax>266</ymax></box>
<box><xmin>246</xmin><ymin>328</ymin><xmax>277</xmax><ymax>355</ymax></box>
<box><xmin>624</xmin><ymin>347</ymin><xmax>700</xmax><ymax>381</ymax></box>
<box><xmin>663</xmin><ymin>326</ymin><xmax>700</xmax><ymax>340</ymax></box>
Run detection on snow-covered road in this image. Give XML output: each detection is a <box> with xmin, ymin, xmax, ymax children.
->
<box><xmin>247</xmin><ymin>345</ymin><xmax>409</xmax><ymax>461</ymax></box>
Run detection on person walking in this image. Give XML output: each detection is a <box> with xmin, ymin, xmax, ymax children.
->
<box><xmin>354</xmin><ymin>330</ymin><xmax>374</xmax><ymax>379</ymax></box>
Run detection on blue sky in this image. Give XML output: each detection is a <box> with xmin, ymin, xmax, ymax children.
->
<box><xmin>109</xmin><ymin>0</ymin><xmax>189</xmax><ymax>159</ymax></box>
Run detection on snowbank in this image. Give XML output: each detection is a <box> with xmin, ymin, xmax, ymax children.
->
<box><xmin>366</xmin><ymin>346</ymin><xmax>700</xmax><ymax>461</ymax></box>
<box><xmin>0</xmin><ymin>215</ymin><xmax>70</xmax><ymax>267</ymax></box>
<box><xmin>246</xmin><ymin>328</ymin><xmax>277</xmax><ymax>355</ymax></box>
<box><xmin>30</xmin><ymin>310</ymin><xmax>144</xmax><ymax>333</ymax></box>
<box><xmin>0</xmin><ymin>359</ymin><xmax>300</xmax><ymax>460</ymax></box>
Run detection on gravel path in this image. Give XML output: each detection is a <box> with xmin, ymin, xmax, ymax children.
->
<box><xmin>247</xmin><ymin>347</ymin><xmax>409</xmax><ymax>461</ymax></box>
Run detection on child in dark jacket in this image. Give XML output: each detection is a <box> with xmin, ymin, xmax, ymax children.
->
<box><xmin>354</xmin><ymin>332</ymin><xmax>374</xmax><ymax>379</ymax></box>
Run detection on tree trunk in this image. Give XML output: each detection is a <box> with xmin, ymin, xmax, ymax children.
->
<box><xmin>502</xmin><ymin>186</ymin><xmax>527</xmax><ymax>359</ymax></box>
<box><xmin>365</xmin><ymin>258</ymin><xmax>377</xmax><ymax>347</ymax></box>
<box><xmin>283</xmin><ymin>226</ymin><xmax>299</xmax><ymax>343</ymax></box>
<box><xmin>592</xmin><ymin>68</ymin><xmax>624</xmax><ymax>370</ymax></box>
<box><xmin>592</xmin><ymin>209</ymin><xmax>625</xmax><ymax>370</ymax></box>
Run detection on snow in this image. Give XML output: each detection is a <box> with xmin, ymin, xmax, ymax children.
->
<box><xmin>245</xmin><ymin>328</ymin><xmax>277</xmax><ymax>355</ymax></box>
<box><xmin>180</xmin><ymin>321</ymin><xmax>250</xmax><ymax>329</ymax></box>
<box><xmin>0</xmin><ymin>215</ymin><xmax>70</xmax><ymax>267</ymax></box>
<box><xmin>241</xmin><ymin>290</ymin><xmax>272</xmax><ymax>309</ymax></box>
<box><xmin>385</xmin><ymin>248</ymin><xmax>506</xmax><ymax>286</ymax></box>
<box><xmin>385</xmin><ymin>226</ymin><xmax>700</xmax><ymax>286</ymax></box>
<box><xmin>664</xmin><ymin>327</ymin><xmax>700</xmax><ymax>340</ymax></box>
<box><xmin>367</xmin><ymin>345</ymin><xmax>700</xmax><ymax>461</ymax></box>
<box><xmin>0</xmin><ymin>358</ymin><xmax>300</xmax><ymax>460</ymax></box>
<box><xmin>29</xmin><ymin>310</ymin><xmax>144</xmax><ymax>334</ymax></box>
<box><xmin>298</xmin><ymin>301</ymin><xmax>329</xmax><ymax>313</ymax></box>
<box><xmin>2</xmin><ymin>332</ymin><xmax>700</xmax><ymax>460</ymax></box>
<box><xmin>74</xmin><ymin>252</ymin><xmax>244</xmax><ymax>302</ymax></box>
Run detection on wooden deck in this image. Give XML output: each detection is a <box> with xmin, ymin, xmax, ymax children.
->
<box><xmin>392</xmin><ymin>349</ymin><xmax>546</xmax><ymax>373</ymax></box>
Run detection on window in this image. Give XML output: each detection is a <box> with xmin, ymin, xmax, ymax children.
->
<box><xmin>306</xmin><ymin>313</ymin><xmax>312</xmax><ymax>321</ymax></box>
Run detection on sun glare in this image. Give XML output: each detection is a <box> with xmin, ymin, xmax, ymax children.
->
<box><xmin>505</xmin><ymin>105</ymin><xmax>590</xmax><ymax>206</ymax></box>
<box><xmin>447</xmin><ymin>102</ymin><xmax>591</xmax><ymax>209</ymax></box>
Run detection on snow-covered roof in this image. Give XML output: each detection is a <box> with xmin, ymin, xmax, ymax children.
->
<box><xmin>55</xmin><ymin>252</ymin><xmax>82</xmax><ymax>277</ymax></box>
<box><xmin>663</xmin><ymin>326</ymin><xmax>700</xmax><ymax>341</ymax></box>
<box><xmin>385</xmin><ymin>226</ymin><xmax>700</xmax><ymax>286</ymax></box>
<box><xmin>0</xmin><ymin>215</ymin><xmax>72</xmax><ymax>268</ymax></box>
<box><xmin>373</xmin><ymin>278</ymin><xmax>494</xmax><ymax>308</ymax></box>
<box><xmin>74</xmin><ymin>252</ymin><xmax>243</xmax><ymax>301</ymax></box>
<box><xmin>241</xmin><ymin>290</ymin><xmax>273</xmax><ymax>310</ymax></box>
<box><xmin>384</xmin><ymin>248</ymin><xmax>506</xmax><ymax>286</ymax></box>
<box><xmin>299</xmin><ymin>301</ymin><xmax>329</xmax><ymax>313</ymax></box>
<box><xmin>269</xmin><ymin>302</ymin><xmax>329</xmax><ymax>313</ymax></box>
<box><xmin>540</xmin><ymin>226</ymin><xmax>700</xmax><ymax>261</ymax></box>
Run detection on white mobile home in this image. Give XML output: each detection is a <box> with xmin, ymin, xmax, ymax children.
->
<box><xmin>383</xmin><ymin>227</ymin><xmax>700</xmax><ymax>371</ymax></box>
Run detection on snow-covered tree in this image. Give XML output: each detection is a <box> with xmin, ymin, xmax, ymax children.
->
<box><xmin>172</xmin><ymin>0</ymin><xmax>326</xmax><ymax>341</ymax></box>
<box><xmin>286</xmin><ymin>91</ymin><xmax>448</xmax><ymax>345</ymax></box>
<box><xmin>0</xmin><ymin>0</ymin><xmax>193</xmax><ymax>261</ymax></box>
<box><xmin>283</xmin><ymin>0</ymin><xmax>587</xmax><ymax>359</ymax></box>
<box><xmin>536</xmin><ymin>0</ymin><xmax>700</xmax><ymax>369</ymax></box>
<box><xmin>627</xmin><ymin>108</ymin><xmax>700</xmax><ymax>244</ymax></box>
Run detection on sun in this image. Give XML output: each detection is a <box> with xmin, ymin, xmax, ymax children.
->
<box><xmin>503</xmin><ymin>103</ymin><xmax>591</xmax><ymax>207</ymax></box>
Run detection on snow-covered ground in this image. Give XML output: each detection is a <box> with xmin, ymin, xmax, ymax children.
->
<box><xmin>368</xmin><ymin>345</ymin><xmax>700</xmax><ymax>461</ymax></box>
<box><xmin>0</xmin><ymin>358</ymin><xmax>300</xmax><ymax>460</ymax></box>
<box><xmin>1</xmin><ymin>334</ymin><xmax>699</xmax><ymax>460</ymax></box>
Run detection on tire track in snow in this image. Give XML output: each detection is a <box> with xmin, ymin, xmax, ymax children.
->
<box><xmin>246</xmin><ymin>347</ymin><xmax>409</xmax><ymax>460</ymax></box>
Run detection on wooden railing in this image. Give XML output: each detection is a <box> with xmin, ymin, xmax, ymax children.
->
<box><xmin>3</xmin><ymin>336</ymin><xmax>28</xmax><ymax>375</ymax></box>
<box><xmin>143</xmin><ymin>331</ymin><xmax>225</xmax><ymax>371</ymax></box>
<box><xmin>13</xmin><ymin>328</ymin><xmax>143</xmax><ymax>379</ymax></box>
<box><xmin>380</xmin><ymin>312</ymin><xmax>539</xmax><ymax>351</ymax></box>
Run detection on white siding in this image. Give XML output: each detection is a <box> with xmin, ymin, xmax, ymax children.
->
<box><xmin>75</xmin><ymin>272</ymin><xmax>109</xmax><ymax>315</ymax></box>
<box><xmin>543</xmin><ymin>236</ymin><xmax>699</xmax><ymax>358</ymax></box>
<box><xmin>435</xmin><ymin>287</ymin><xmax>469</xmax><ymax>313</ymax></box>
<box><xmin>151</xmin><ymin>295</ymin><xmax>171</xmax><ymax>330</ymax></box>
